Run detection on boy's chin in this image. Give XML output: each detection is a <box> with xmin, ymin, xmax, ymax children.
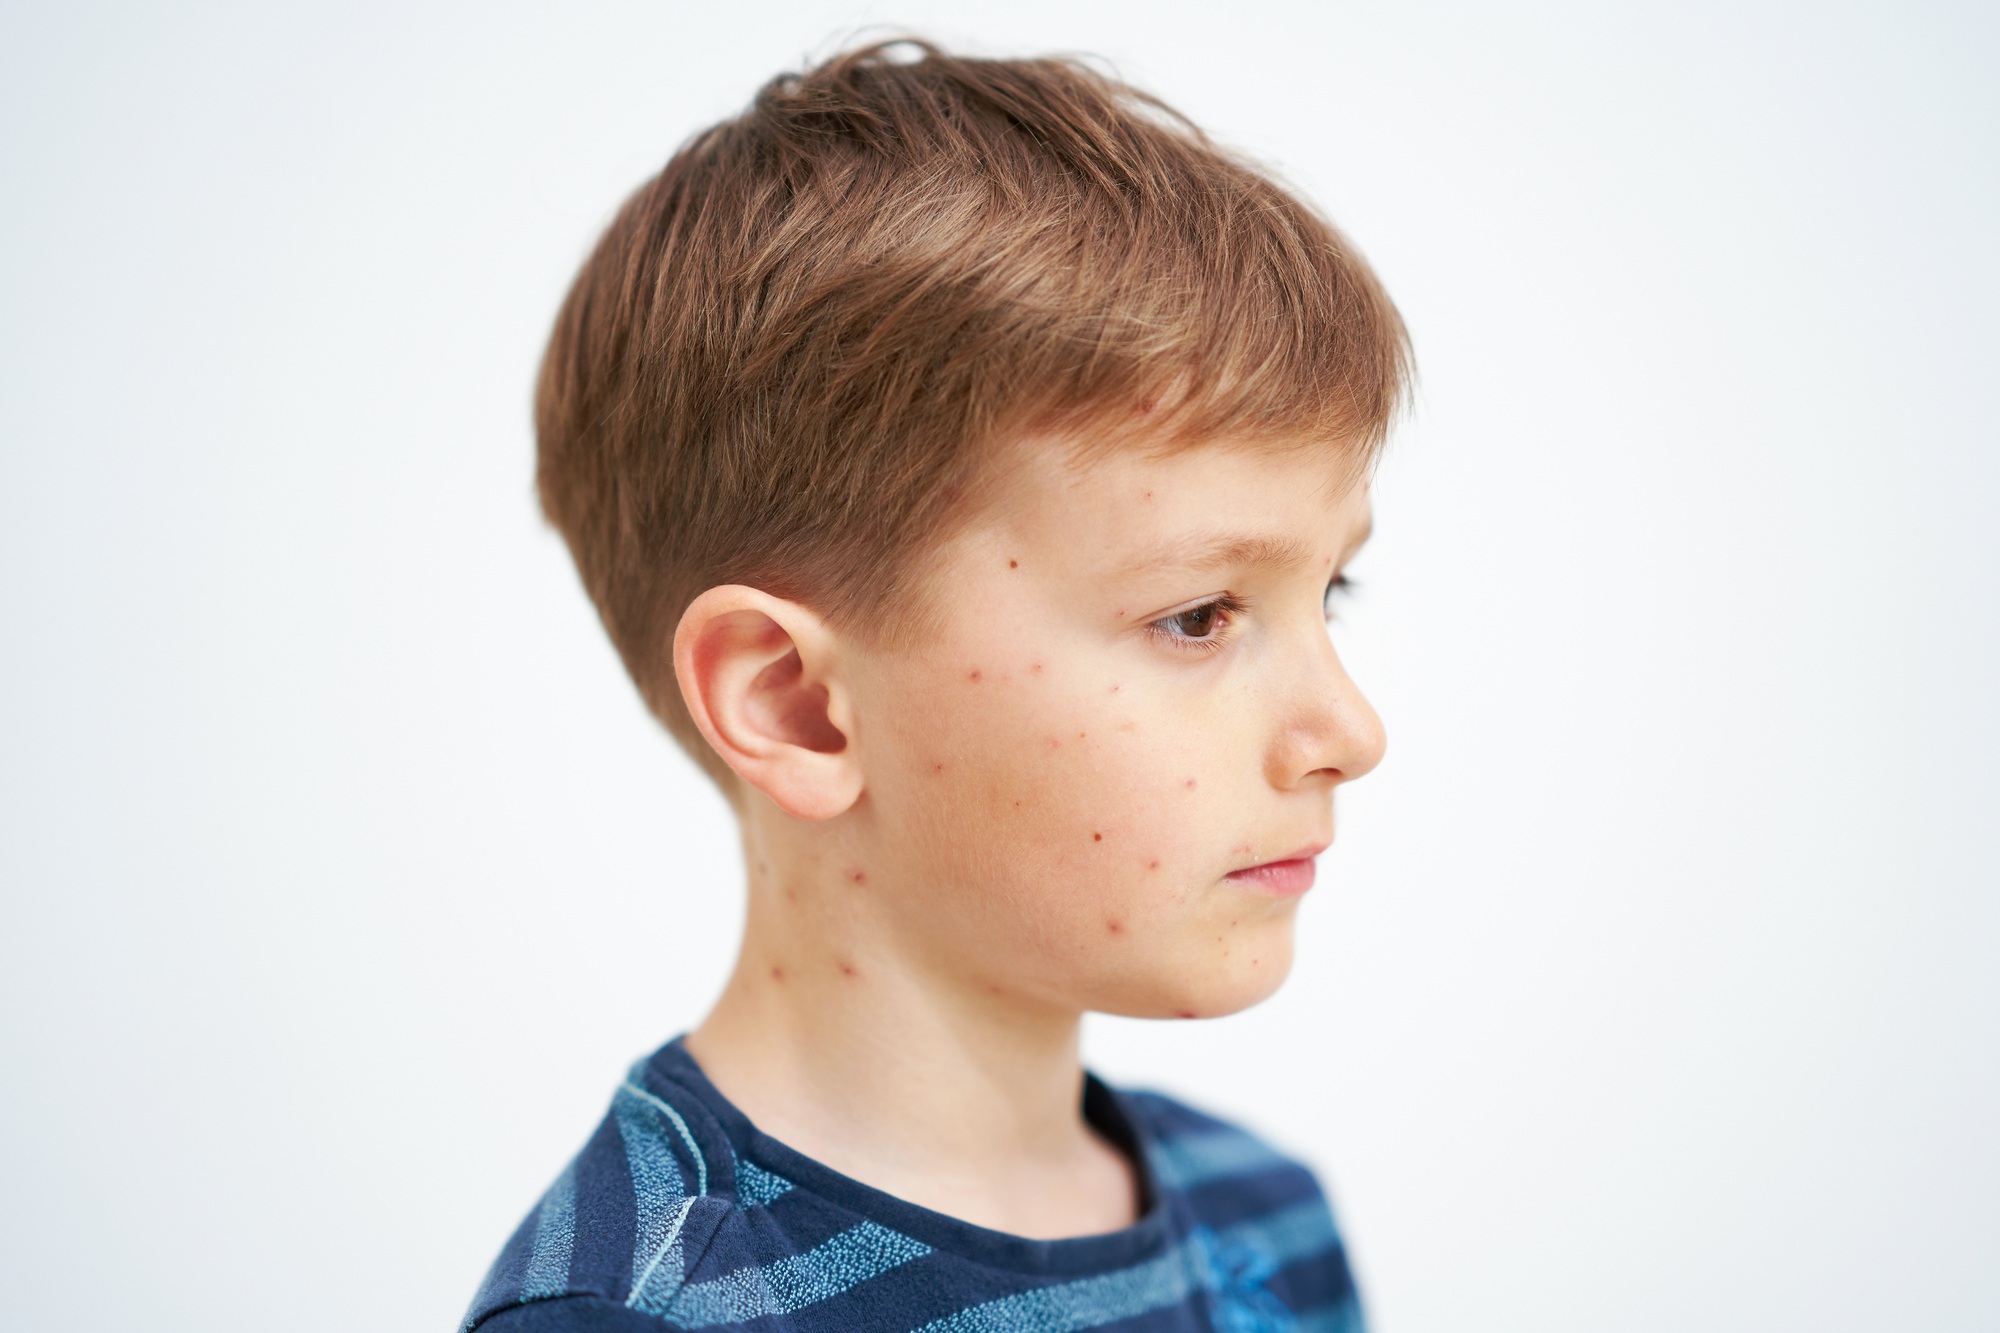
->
<box><xmin>1094</xmin><ymin>940</ymin><xmax>1297</xmax><ymax>1022</ymax></box>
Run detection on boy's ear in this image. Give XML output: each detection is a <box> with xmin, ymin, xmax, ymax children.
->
<box><xmin>672</xmin><ymin>586</ymin><xmax>862</xmax><ymax>820</ymax></box>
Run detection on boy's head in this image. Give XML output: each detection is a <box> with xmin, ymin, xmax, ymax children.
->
<box><xmin>538</xmin><ymin>40</ymin><xmax>1407</xmax><ymax>1019</ymax></box>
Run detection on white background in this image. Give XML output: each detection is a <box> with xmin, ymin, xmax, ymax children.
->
<box><xmin>3</xmin><ymin>2</ymin><xmax>1995</xmax><ymax>1330</ymax></box>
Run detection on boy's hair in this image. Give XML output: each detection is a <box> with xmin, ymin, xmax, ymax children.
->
<box><xmin>536</xmin><ymin>39</ymin><xmax>1410</xmax><ymax>789</ymax></box>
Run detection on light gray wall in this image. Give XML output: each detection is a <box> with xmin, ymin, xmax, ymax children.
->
<box><xmin>2</xmin><ymin>2</ymin><xmax>1994</xmax><ymax>1329</ymax></box>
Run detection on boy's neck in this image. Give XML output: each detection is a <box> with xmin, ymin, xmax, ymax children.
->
<box><xmin>683</xmin><ymin>806</ymin><xmax>1141</xmax><ymax>1238</ymax></box>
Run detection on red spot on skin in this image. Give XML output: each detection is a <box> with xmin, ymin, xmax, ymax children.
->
<box><xmin>1013</xmin><ymin>800</ymin><xmax>1023</xmax><ymax>808</ymax></box>
<box><xmin>1230</xmin><ymin>919</ymin><xmax>1239</xmax><ymax>926</ymax></box>
<box><xmin>757</xmin><ymin>860</ymin><xmax>769</xmax><ymax>874</ymax></box>
<box><xmin>969</xmin><ymin>669</ymin><xmax>982</xmax><ymax>682</ymax></box>
<box><xmin>1177</xmin><ymin>1010</ymin><xmax>1197</xmax><ymax>1019</ymax></box>
<box><xmin>1093</xmin><ymin>832</ymin><xmax>1103</xmax><ymax>842</ymax></box>
<box><xmin>1143</xmin><ymin>490</ymin><xmax>1154</xmax><ymax>500</ymax></box>
<box><xmin>934</xmin><ymin>762</ymin><xmax>945</xmax><ymax>773</ymax></box>
<box><xmin>850</xmin><ymin>869</ymin><xmax>866</xmax><ymax>884</ymax></box>
<box><xmin>1048</xmin><ymin>737</ymin><xmax>1062</xmax><ymax>749</ymax></box>
<box><xmin>1008</xmin><ymin>559</ymin><xmax>1019</xmax><ymax>569</ymax></box>
<box><xmin>770</xmin><ymin>966</ymin><xmax>785</xmax><ymax>982</ymax></box>
<box><xmin>1185</xmin><ymin>778</ymin><xmax>1197</xmax><ymax>789</ymax></box>
<box><xmin>1031</xmin><ymin>662</ymin><xmax>1043</xmax><ymax>673</ymax></box>
<box><xmin>1148</xmin><ymin>859</ymin><xmax>1161</xmax><ymax>870</ymax></box>
<box><xmin>1115</xmin><ymin>610</ymin><xmax>1126</xmax><ymax>618</ymax></box>
<box><xmin>1106</xmin><ymin>919</ymin><xmax>1125</xmax><ymax>934</ymax></box>
<box><xmin>1110</xmin><ymin>684</ymin><xmax>1121</xmax><ymax>693</ymax></box>
<box><xmin>839</xmin><ymin>962</ymin><xmax>858</xmax><ymax>977</ymax></box>
<box><xmin>784</xmin><ymin>887</ymin><xmax>798</xmax><ymax>903</ymax></box>
<box><xmin>1077</xmin><ymin>731</ymin><xmax>1086</xmax><ymax>739</ymax></box>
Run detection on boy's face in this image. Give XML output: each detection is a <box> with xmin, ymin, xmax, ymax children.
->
<box><xmin>842</xmin><ymin>434</ymin><xmax>1384</xmax><ymax>1020</ymax></box>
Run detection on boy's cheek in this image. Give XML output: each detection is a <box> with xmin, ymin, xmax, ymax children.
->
<box><xmin>861</xmin><ymin>643</ymin><xmax>1260</xmax><ymax>872</ymax></box>
<box><xmin>858</xmin><ymin>664</ymin><xmax>1301</xmax><ymax>1016</ymax></box>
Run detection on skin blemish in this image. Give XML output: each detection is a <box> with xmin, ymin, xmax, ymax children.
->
<box><xmin>1030</xmin><ymin>662</ymin><xmax>1043</xmax><ymax>673</ymax></box>
<box><xmin>1012</xmin><ymin>800</ymin><xmax>1022</xmax><ymax>808</ymax></box>
<box><xmin>1093</xmin><ymin>832</ymin><xmax>1103</xmax><ymax>842</ymax></box>
<box><xmin>1048</xmin><ymin>737</ymin><xmax>1062</xmax><ymax>749</ymax></box>
<box><xmin>969</xmin><ymin>668</ymin><xmax>982</xmax><ymax>682</ymax></box>
<box><xmin>1077</xmin><ymin>731</ymin><xmax>1086</xmax><ymax>740</ymax></box>
<box><xmin>1148</xmin><ymin>859</ymin><xmax>1161</xmax><ymax>870</ymax></box>
<box><xmin>770</xmin><ymin>966</ymin><xmax>785</xmax><ymax>982</ymax></box>
<box><xmin>1008</xmin><ymin>559</ymin><xmax>1019</xmax><ymax>569</ymax></box>
<box><xmin>1177</xmin><ymin>1010</ymin><xmax>1197</xmax><ymax>1019</ymax></box>
<box><xmin>1110</xmin><ymin>684</ymin><xmax>1121</xmax><ymax>694</ymax></box>
<box><xmin>850</xmin><ymin>869</ymin><xmax>866</xmax><ymax>885</ymax></box>
<box><xmin>784</xmin><ymin>887</ymin><xmax>798</xmax><ymax>904</ymax></box>
<box><xmin>1106</xmin><ymin>919</ymin><xmax>1124</xmax><ymax>935</ymax></box>
<box><xmin>1143</xmin><ymin>490</ymin><xmax>1154</xmax><ymax>501</ymax></box>
<box><xmin>933</xmin><ymin>762</ymin><xmax>945</xmax><ymax>774</ymax></box>
<box><xmin>1115</xmin><ymin>610</ymin><xmax>1125</xmax><ymax>618</ymax></box>
<box><xmin>1185</xmin><ymin>778</ymin><xmax>1197</xmax><ymax>790</ymax></box>
<box><xmin>838</xmin><ymin>961</ymin><xmax>859</xmax><ymax>978</ymax></box>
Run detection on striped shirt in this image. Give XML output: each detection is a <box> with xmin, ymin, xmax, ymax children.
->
<box><xmin>463</xmin><ymin>1038</ymin><xmax>1363</xmax><ymax>1333</ymax></box>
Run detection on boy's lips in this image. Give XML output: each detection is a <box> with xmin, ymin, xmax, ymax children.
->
<box><xmin>1223</xmin><ymin>842</ymin><xmax>1330</xmax><ymax>897</ymax></box>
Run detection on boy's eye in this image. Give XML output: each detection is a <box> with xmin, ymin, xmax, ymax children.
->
<box><xmin>1323</xmin><ymin>572</ymin><xmax>1355</xmax><ymax>620</ymax></box>
<box><xmin>1147</xmin><ymin>593</ymin><xmax>1248</xmax><ymax>650</ymax></box>
<box><xmin>1162</xmin><ymin>601</ymin><xmax>1224</xmax><ymax>638</ymax></box>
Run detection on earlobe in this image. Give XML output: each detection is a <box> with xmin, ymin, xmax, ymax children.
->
<box><xmin>673</xmin><ymin>586</ymin><xmax>863</xmax><ymax>820</ymax></box>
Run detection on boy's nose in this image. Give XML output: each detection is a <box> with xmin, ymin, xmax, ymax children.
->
<box><xmin>1266</xmin><ymin>632</ymin><xmax>1386</xmax><ymax>791</ymax></box>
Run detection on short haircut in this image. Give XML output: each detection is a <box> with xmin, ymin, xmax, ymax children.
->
<box><xmin>536</xmin><ymin>39</ymin><xmax>1411</xmax><ymax>789</ymax></box>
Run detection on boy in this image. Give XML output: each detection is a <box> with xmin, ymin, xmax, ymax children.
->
<box><xmin>465</xmin><ymin>38</ymin><xmax>1406</xmax><ymax>1333</ymax></box>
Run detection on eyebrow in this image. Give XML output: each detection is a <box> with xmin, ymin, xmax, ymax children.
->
<box><xmin>1122</xmin><ymin>517</ymin><xmax>1374</xmax><ymax>580</ymax></box>
<box><xmin>1122</xmin><ymin>532</ymin><xmax>1320</xmax><ymax>578</ymax></box>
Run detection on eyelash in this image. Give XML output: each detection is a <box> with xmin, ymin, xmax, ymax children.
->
<box><xmin>1144</xmin><ymin>575</ymin><xmax>1355</xmax><ymax>655</ymax></box>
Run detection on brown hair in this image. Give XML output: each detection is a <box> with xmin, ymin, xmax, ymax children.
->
<box><xmin>536</xmin><ymin>39</ymin><xmax>1410</xmax><ymax>787</ymax></box>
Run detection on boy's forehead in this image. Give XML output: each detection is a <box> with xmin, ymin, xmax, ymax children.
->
<box><xmin>973</xmin><ymin>433</ymin><xmax>1373</xmax><ymax>567</ymax></box>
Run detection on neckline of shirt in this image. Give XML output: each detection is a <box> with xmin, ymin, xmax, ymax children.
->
<box><xmin>644</xmin><ymin>1034</ymin><xmax>1179</xmax><ymax>1277</ymax></box>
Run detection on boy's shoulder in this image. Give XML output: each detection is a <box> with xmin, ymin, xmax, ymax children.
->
<box><xmin>463</xmin><ymin>1040</ymin><xmax>1361</xmax><ymax>1333</ymax></box>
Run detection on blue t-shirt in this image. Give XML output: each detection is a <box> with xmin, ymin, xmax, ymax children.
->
<box><xmin>462</xmin><ymin>1038</ymin><xmax>1363</xmax><ymax>1332</ymax></box>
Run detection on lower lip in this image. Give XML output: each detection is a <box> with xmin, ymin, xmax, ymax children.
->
<box><xmin>1224</xmin><ymin>857</ymin><xmax>1317</xmax><ymax>897</ymax></box>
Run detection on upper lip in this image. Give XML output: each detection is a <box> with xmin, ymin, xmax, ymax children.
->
<box><xmin>1230</xmin><ymin>840</ymin><xmax>1331</xmax><ymax>873</ymax></box>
